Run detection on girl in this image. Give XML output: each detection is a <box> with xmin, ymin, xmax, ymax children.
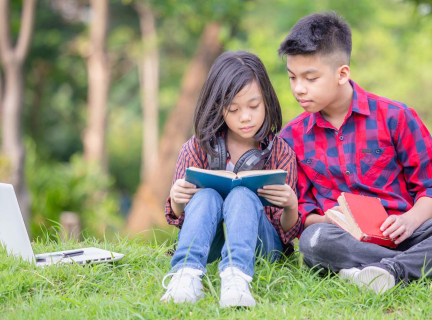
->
<box><xmin>161</xmin><ymin>51</ymin><xmax>301</xmax><ymax>307</ymax></box>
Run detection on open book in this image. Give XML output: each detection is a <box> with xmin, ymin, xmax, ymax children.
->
<box><xmin>185</xmin><ymin>167</ymin><xmax>287</xmax><ymax>206</ymax></box>
<box><xmin>325</xmin><ymin>192</ymin><xmax>397</xmax><ymax>248</ymax></box>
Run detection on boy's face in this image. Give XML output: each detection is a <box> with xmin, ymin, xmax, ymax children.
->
<box><xmin>286</xmin><ymin>54</ymin><xmax>343</xmax><ymax>114</ymax></box>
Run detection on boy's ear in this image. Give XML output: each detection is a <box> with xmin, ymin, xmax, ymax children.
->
<box><xmin>337</xmin><ymin>64</ymin><xmax>350</xmax><ymax>85</ymax></box>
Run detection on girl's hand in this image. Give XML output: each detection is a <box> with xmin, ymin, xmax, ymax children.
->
<box><xmin>380</xmin><ymin>213</ymin><xmax>418</xmax><ymax>245</ymax></box>
<box><xmin>170</xmin><ymin>179</ymin><xmax>201</xmax><ymax>205</ymax></box>
<box><xmin>257</xmin><ymin>184</ymin><xmax>298</xmax><ymax>210</ymax></box>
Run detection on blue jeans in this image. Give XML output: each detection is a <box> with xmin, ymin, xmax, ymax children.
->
<box><xmin>170</xmin><ymin>187</ymin><xmax>283</xmax><ymax>277</ymax></box>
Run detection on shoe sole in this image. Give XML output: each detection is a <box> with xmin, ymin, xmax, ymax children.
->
<box><xmin>220</xmin><ymin>296</ymin><xmax>256</xmax><ymax>308</ymax></box>
<box><xmin>342</xmin><ymin>266</ymin><xmax>395</xmax><ymax>294</ymax></box>
<box><xmin>219</xmin><ymin>295</ymin><xmax>255</xmax><ymax>308</ymax></box>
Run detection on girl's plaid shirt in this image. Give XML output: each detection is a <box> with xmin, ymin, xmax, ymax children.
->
<box><xmin>165</xmin><ymin>132</ymin><xmax>302</xmax><ymax>244</ymax></box>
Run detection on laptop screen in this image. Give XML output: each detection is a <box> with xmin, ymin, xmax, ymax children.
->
<box><xmin>0</xmin><ymin>183</ymin><xmax>35</xmax><ymax>263</ymax></box>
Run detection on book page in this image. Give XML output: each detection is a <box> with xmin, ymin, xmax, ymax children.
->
<box><xmin>187</xmin><ymin>167</ymin><xmax>237</xmax><ymax>179</ymax></box>
<box><xmin>326</xmin><ymin>209</ymin><xmax>362</xmax><ymax>241</ymax></box>
<box><xmin>237</xmin><ymin>169</ymin><xmax>285</xmax><ymax>178</ymax></box>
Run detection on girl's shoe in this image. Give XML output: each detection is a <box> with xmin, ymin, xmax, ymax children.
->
<box><xmin>219</xmin><ymin>267</ymin><xmax>256</xmax><ymax>307</ymax></box>
<box><xmin>160</xmin><ymin>268</ymin><xmax>204</xmax><ymax>303</ymax></box>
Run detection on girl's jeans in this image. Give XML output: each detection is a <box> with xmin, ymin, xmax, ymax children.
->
<box><xmin>170</xmin><ymin>187</ymin><xmax>283</xmax><ymax>277</ymax></box>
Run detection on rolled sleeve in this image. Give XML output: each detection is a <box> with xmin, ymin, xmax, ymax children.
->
<box><xmin>271</xmin><ymin>208</ymin><xmax>302</xmax><ymax>243</ymax></box>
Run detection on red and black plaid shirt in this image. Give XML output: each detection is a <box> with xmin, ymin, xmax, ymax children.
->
<box><xmin>280</xmin><ymin>80</ymin><xmax>432</xmax><ymax>234</ymax></box>
<box><xmin>165</xmin><ymin>131</ymin><xmax>301</xmax><ymax>244</ymax></box>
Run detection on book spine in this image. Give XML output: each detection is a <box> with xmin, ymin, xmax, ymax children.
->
<box><xmin>360</xmin><ymin>235</ymin><xmax>398</xmax><ymax>248</ymax></box>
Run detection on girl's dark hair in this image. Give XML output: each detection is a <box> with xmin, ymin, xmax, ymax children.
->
<box><xmin>194</xmin><ymin>51</ymin><xmax>282</xmax><ymax>156</ymax></box>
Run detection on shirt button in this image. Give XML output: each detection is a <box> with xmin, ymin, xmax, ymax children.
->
<box><xmin>339</xmin><ymin>136</ymin><xmax>344</xmax><ymax>141</ymax></box>
<box><xmin>306</xmin><ymin>159</ymin><xmax>312</xmax><ymax>164</ymax></box>
<box><xmin>375</xmin><ymin>149</ymin><xmax>382</xmax><ymax>154</ymax></box>
<box><xmin>345</xmin><ymin>170</ymin><xmax>351</xmax><ymax>176</ymax></box>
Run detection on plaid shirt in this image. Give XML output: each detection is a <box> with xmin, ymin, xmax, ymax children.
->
<box><xmin>280</xmin><ymin>80</ymin><xmax>432</xmax><ymax>234</ymax></box>
<box><xmin>165</xmin><ymin>131</ymin><xmax>301</xmax><ymax>244</ymax></box>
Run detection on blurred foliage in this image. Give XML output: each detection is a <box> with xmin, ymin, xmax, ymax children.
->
<box><xmin>2</xmin><ymin>0</ymin><xmax>432</xmax><ymax>239</ymax></box>
<box><xmin>26</xmin><ymin>140</ymin><xmax>123</xmax><ymax>240</ymax></box>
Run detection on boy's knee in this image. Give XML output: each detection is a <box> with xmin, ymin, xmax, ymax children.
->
<box><xmin>299</xmin><ymin>223</ymin><xmax>331</xmax><ymax>257</ymax></box>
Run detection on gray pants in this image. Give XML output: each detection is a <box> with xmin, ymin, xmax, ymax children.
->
<box><xmin>299</xmin><ymin>220</ymin><xmax>432</xmax><ymax>283</ymax></box>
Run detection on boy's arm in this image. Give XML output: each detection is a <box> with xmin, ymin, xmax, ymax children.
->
<box><xmin>380</xmin><ymin>107</ymin><xmax>432</xmax><ymax>243</ymax></box>
<box><xmin>296</xmin><ymin>161</ymin><xmax>327</xmax><ymax>230</ymax></box>
<box><xmin>280</xmin><ymin>129</ymin><xmax>324</xmax><ymax>232</ymax></box>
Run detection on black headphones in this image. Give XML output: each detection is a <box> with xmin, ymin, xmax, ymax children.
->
<box><xmin>207</xmin><ymin>135</ymin><xmax>276</xmax><ymax>174</ymax></box>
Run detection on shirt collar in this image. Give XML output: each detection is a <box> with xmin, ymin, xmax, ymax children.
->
<box><xmin>306</xmin><ymin>79</ymin><xmax>370</xmax><ymax>133</ymax></box>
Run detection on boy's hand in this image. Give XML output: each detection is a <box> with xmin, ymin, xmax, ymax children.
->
<box><xmin>380</xmin><ymin>214</ymin><xmax>418</xmax><ymax>245</ymax></box>
<box><xmin>170</xmin><ymin>179</ymin><xmax>201</xmax><ymax>205</ymax></box>
<box><xmin>257</xmin><ymin>184</ymin><xmax>298</xmax><ymax>210</ymax></box>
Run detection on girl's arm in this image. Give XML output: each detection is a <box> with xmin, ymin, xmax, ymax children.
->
<box><xmin>165</xmin><ymin>137</ymin><xmax>203</xmax><ymax>226</ymax></box>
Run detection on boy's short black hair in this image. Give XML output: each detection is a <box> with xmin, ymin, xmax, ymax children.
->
<box><xmin>278</xmin><ymin>11</ymin><xmax>352</xmax><ymax>66</ymax></box>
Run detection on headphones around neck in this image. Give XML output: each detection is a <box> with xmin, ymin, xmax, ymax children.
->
<box><xmin>207</xmin><ymin>135</ymin><xmax>276</xmax><ymax>174</ymax></box>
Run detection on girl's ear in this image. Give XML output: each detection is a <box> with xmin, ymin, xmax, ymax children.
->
<box><xmin>337</xmin><ymin>64</ymin><xmax>350</xmax><ymax>85</ymax></box>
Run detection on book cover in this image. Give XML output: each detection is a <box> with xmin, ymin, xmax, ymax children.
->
<box><xmin>185</xmin><ymin>167</ymin><xmax>287</xmax><ymax>206</ymax></box>
<box><xmin>326</xmin><ymin>193</ymin><xmax>397</xmax><ymax>248</ymax></box>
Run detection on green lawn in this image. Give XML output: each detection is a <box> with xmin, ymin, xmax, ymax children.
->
<box><xmin>1</xmin><ymin>233</ymin><xmax>431</xmax><ymax>319</ymax></box>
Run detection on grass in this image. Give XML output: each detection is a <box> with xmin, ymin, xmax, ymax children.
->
<box><xmin>1</xmin><ymin>231</ymin><xmax>431</xmax><ymax>319</ymax></box>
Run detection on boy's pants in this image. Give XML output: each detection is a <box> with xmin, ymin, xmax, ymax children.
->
<box><xmin>299</xmin><ymin>220</ymin><xmax>432</xmax><ymax>283</ymax></box>
<box><xmin>170</xmin><ymin>187</ymin><xmax>283</xmax><ymax>277</ymax></box>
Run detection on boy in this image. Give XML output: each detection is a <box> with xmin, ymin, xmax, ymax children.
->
<box><xmin>279</xmin><ymin>12</ymin><xmax>432</xmax><ymax>294</ymax></box>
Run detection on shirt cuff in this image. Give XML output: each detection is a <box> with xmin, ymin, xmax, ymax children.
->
<box><xmin>298</xmin><ymin>204</ymin><xmax>322</xmax><ymax>235</ymax></box>
<box><xmin>272</xmin><ymin>211</ymin><xmax>302</xmax><ymax>244</ymax></box>
<box><xmin>414</xmin><ymin>189</ymin><xmax>432</xmax><ymax>203</ymax></box>
<box><xmin>165</xmin><ymin>196</ymin><xmax>185</xmax><ymax>228</ymax></box>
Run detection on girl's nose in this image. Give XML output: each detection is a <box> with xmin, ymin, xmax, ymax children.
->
<box><xmin>240</xmin><ymin>111</ymin><xmax>252</xmax><ymax>122</ymax></box>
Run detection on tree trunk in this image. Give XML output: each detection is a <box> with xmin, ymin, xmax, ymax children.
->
<box><xmin>127</xmin><ymin>23</ymin><xmax>222</xmax><ymax>234</ymax></box>
<box><xmin>0</xmin><ymin>68</ymin><xmax>3</xmax><ymax>121</ymax></box>
<box><xmin>83</xmin><ymin>0</ymin><xmax>110</xmax><ymax>171</ymax></box>
<box><xmin>135</xmin><ymin>2</ymin><xmax>159</xmax><ymax>182</ymax></box>
<box><xmin>0</xmin><ymin>0</ymin><xmax>37</xmax><ymax>227</ymax></box>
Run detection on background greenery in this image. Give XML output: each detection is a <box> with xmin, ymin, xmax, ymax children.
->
<box><xmin>2</xmin><ymin>0</ymin><xmax>432</xmax><ymax>238</ymax></box>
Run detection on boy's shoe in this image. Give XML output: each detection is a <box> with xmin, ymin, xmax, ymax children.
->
<box><xmin>339</xmin><ymin>263</ymin><xmax>396</xmax><ymax>294</ymax></box>
<box><xmin>219</xmin><ymin>267</ymin><xmax>256</xmax><ymax>307</ymax></box>
<box><xmin>160</xmin><ymin>267</ymin><xmax>205</xmax><ymax>303</ymax></box>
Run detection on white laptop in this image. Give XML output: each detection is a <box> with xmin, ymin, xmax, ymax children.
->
<box><xmin>0</xmin><ymin>183</ymin><xmax>124</xmax><ymax>266</ymax></box>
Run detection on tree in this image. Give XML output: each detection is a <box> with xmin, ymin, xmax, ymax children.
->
<box><xmin>134</xmin><ymin>2</ymin><xmax>159</xmax><ymax>181</ymax></box>
<box><xmin>83</xmin><ymin>0</ymin><xmax>110</xmax><ymax>171</ymax></box>
<box><xmin>127</xmin><ymin>22</ymin><xmax>223</xmax><ymax>234</ymax></box>
<box><xmin>0</xmin><ymin>0</ymin><xmax>37</xmax><ymax>226</ymax></box>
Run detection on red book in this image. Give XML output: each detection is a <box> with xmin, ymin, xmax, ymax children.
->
<box><xmin>325</xmin><ymin>192</ymin><xmax>398</xmax><ymax>248</ymax></box>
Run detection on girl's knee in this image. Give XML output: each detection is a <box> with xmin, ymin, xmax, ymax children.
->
<box><xmin>191</xmin><ymin>188</ymin><xmax>223</xmax><ymax>207</ymax></box>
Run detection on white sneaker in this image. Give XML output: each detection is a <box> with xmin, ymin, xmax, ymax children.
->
<box><xmin>160</xmin><ymin>268</ymin><xmax>205</xmax><ymax>303</ymax></box>
<box><xmin>219</xmin><ymin>267</ymin><xmax>256</xmax><ymax>307</ymax></box>
<box><xmin>339</xmin><ymin>265</ymin><xmax>395</xmax><ymax>294</ymax></box>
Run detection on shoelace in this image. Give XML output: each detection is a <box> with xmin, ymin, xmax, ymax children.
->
<box><xmin>162</xmin><ymin>271</ymin><xmax>200</xmax><ymax>291</ymax></box>
<box><xmin>222</xmin><ymin>273</ymin><xmax>250</xmax><ymax>293</ymax></box>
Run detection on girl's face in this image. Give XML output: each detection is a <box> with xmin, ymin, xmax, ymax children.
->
<box><xmin>223</xmin><ymin>80</ymin><xmax>266</xmax><ymax>141</ymax></box>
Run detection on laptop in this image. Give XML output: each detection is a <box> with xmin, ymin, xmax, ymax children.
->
<box><xmin>0</xmin><ymin>183</ymin><xmax>124</xmax><ymax>266</ymax></box>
